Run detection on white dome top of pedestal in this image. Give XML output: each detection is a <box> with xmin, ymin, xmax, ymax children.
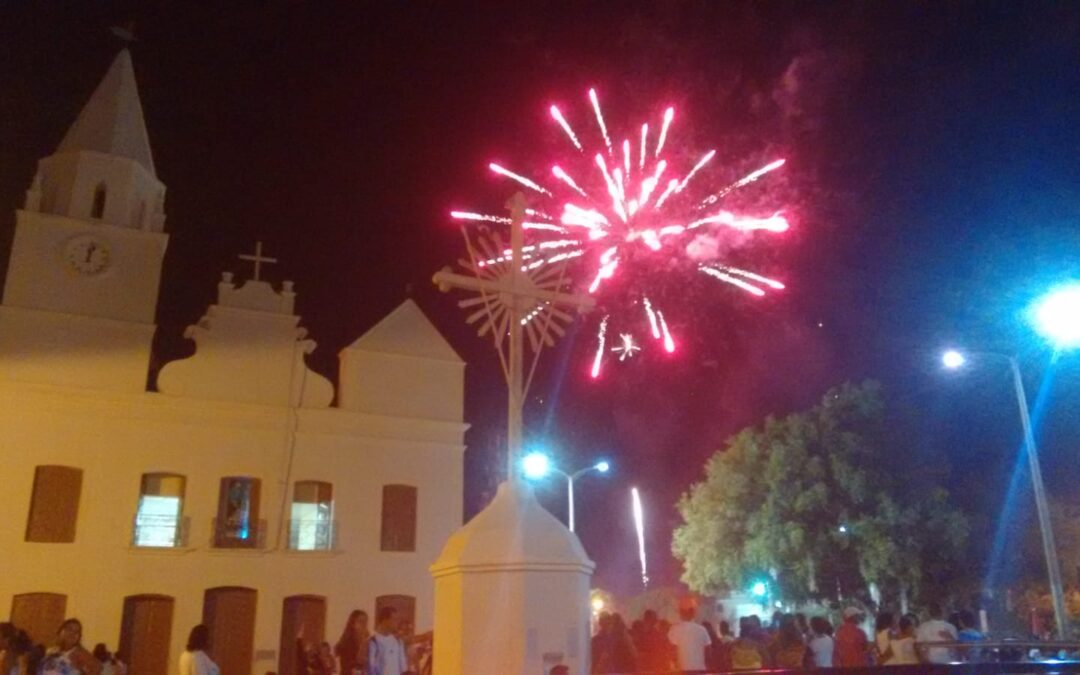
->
<box><xmin>430</xmin><ymin>479</ymin><xmax>595</xmax><ymax>577</ymax></box>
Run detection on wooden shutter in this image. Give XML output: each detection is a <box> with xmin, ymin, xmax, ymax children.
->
<box><xmin>293</xmin><ymin>481</ymin><xmax>332</xmax><ymax>505</ymax></box>
<box><xmin>25</xmin><ymin>466</ymin><xmax>83</xmax><ymax>543</ymax></box>
<box><xmin>380</xmin><ymin>485</ymin><xmax>417</xmax><ymax>552</ymax></box>
<box><xmin>10</xmin><ymin>592</ymin><xmax>67</xmax><ymax>645</ymax></box>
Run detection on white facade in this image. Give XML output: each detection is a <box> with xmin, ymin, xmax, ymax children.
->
<box><xmin>0</xmin><ymin>50</ymin><xmax>465</xmax><ymax>675</ymax></box>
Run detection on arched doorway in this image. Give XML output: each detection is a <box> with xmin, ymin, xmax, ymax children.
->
<box><xmin>278</xmin><ymin>595</ymin><xmax>326</xmax><ymax>675</ymax></box>
<box><xmin>119</xmin><ymin>594</ymin><xmax>174</xmax><ymax>675</ymax></box>
<box><xmin>203</xmin><ymin>587</ymin><xmax>257</xmax><ymax>675</ymax></box>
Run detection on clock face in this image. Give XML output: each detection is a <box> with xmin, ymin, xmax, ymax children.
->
<box><xmin>62</xmin><ymin>234</ymin><xmax>111</xmax><ymax>275</ymax></box>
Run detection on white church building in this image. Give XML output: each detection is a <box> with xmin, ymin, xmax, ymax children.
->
<box><xmin>0</xmin><ymin>50</ymin><xmax>466</xmax><ymax>675</ymax></box>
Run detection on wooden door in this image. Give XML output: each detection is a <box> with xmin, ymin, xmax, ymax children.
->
<box><xmin>203</xmin><ymin>587</ymin><xmax>257</xmax><ymax>675</ymax></box>
<box><xmin>278</xmin><ymin>595</ymin><xmax>326</xmax><ymax>675</ymax></box>
<box><xmin>119</xmin><ymin>595</ymin><xmax>174</xmax><ymax>675</ymax></box>
<box><xmin>10</xmin><ymin>592</ymin><xmax>66</xmax><ymax>645</ymax></box>
<box><xmin>374</xmin><ymin>595</ymin><xmax>416</xmax><ymax>637</ymax></box>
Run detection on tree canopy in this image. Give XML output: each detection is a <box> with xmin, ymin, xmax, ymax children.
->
<box><xmin>673</xmin><ymin>380</ymin><xmax>969</xmax><ymax>608</ymax></box>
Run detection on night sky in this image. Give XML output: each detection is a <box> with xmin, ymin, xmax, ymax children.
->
<box><xmin>1</xmin><ymin>3</ymin><xmax>1078</xmax><ymax>595</ymax></box>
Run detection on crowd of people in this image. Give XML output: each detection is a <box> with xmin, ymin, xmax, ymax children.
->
<box><xmin>0</xmin><ymin>619</ymin><xmax>119</xmax><ymax>675</ymax></box>
<box><xmin>591</xmin><ymin>601</ymin><xmax>990</xmax><ymax>673</ymax></box>
<box><xmin>0</xmin><ymin>607</ymin><xmax>432</xmax><ymax>675</ymax></box>
<box><xmin>325</xmin><ymin>606</ymin><xmax>431</xmax><ymax>675</ymax></box>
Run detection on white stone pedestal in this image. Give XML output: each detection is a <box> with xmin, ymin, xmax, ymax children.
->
<box><xmin>430</xmin><ymin>480</ymin><xmax>595</xmax><ymax>674</ymax></box>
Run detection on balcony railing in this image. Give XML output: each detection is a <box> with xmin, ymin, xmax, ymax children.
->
<box><xmin>211</xmin><ymin>517</ymin><xmax>267</xmax><ymax>549</ymax></box>
<box><xmin>287</xmin><ymin>519</ymin><xmax>338</xmax><ymax>551</ymax></box>
<box><xmin>132</xmin><ymin>514</ymin><xmax>189</xmax><ymax>548</ymax></box>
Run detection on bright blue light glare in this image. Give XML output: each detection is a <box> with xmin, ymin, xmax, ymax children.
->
<box><xmin>751</xmin><ymin>581</ymin><xmax>767</xmax><ymax>597</ymax></box>
<box><xmin>595</xmin><ymin>461</ymin><xmax>610</xmax><ymax>473</ymax></box>
<box><xmin>1033</xmin><ymin>283</ymin><xmax>1080</xmax><ymax>349</ymax></box>
<box><xmin>522</xmin><ymin>451</ymin><xmax>551</xmax><ymax>480</ymax></box>
<box><xmin>838</xmin><ymin>524</ymin><xmax>848</xmax><ymax>534</ymax></box>
<box><xmin>942</xmin><ymin>349</ymin><xmax>966</xmax><ymax>369</ymax></box>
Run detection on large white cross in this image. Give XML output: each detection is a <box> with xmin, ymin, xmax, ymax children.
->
<box><xmin>239</xmin><ymin>241</ymin><xmax>278</xmax><ymax>282</ymax></box>
<box><xmin>434</xmin><ymin>192</ymin><xmax>594</xmax><ymax>480</ymax></box>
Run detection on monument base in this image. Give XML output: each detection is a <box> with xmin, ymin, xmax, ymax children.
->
<box><xmin>430</xmin><ymin>480</ymin><xmax>595</xmax><ymax>674</ymax></box>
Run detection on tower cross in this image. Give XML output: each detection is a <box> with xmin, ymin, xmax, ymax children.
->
<box><xmin>434</xmin><ymin>192</ymin><xmax>594</xmax><ymax>480</ymax></box>
<box><xmin>238</xmin><ymin>241</ymin><xmax>278</xmax><ymax>282</ymax></box>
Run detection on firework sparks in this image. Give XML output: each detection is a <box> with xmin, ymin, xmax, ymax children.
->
<box><xmin>657</xmin><ymin>310</ymin><xmax>676</xmax><ymax>353</ymax></box>
<box><xmin>632</xmin><ymin>487</ymin><xmax>649</xmax><ymax>588</ymax></box>
<box><xmin>699</xmin><ymin>265</ymin><xmax>785</xmax><ymax>296</ymax></box>
<box><xmin>456</xmin><ymin>89</ymin><xmax>791</xmax><ymax>377</ymax></box>
<box><xmin>676</xmin><ymin>149</ymin><xmax>717</xmax><ymax>193</ymax></box>
<box><xmin>655</xmin><ymin>107</ymin><xmax>674</xmax><ymax>157</ymax></box>
<box><xmin>591</xmin><ymin>316</ymin><xmax>609</xmax><ymax>378</ymax></box>
<box><xmin>488</xmin><ymin>163</ymin><xmax>551</xmax><ymax>196</ymax></box>
<box><xmin>589</xmin><ymin>88</ymin><xmax>613</xmax><ymax>155</ymax></box>
<box><xmin>639</xmin><ymin>124</ymin><xmax>648</xmax><ymax>170</ymax></box>
<box><xmin>611</xmin><ymin>333</ymin><xmax>641</xmax><ymax>361</ymax></box>
<box><xmin>701</xmin><ymin>158</ymin><xmax>786</xmax><ymax>206</ymax></box>
<box><xmin>643</xmin><ymin>297</ymin><xmax>661</xmax><ymax>339</ymax></box>
<box><xmin>550</xmin><ymin>105</ymin><xmax>582</xmax><ymax>151</ymax></box>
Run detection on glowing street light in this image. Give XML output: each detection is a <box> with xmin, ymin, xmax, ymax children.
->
<box><xmin>941</xmin><ymin>349</ymin><xmax>966</xmax><ymax>369</ymax></box>
<box><xmin>1032</xmin><ymin>283</ymin><xmax>1080</xmax><ymax>349</ymax></box>
<box><xmin>751</xmin><ymin>581</ymin><xmax>767</xmax><ymax>598</ymax></box>
<box><xmin>522</xmin><ymin>451</ymin><xmax>551</xmax><ymax>480</ymax></box>
<box><xmin>521</xmin><ymin>451</ymin><xmax>612</xmax><ymax>531</ymax></box>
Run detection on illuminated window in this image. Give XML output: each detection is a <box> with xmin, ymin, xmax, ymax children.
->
<box><xmin>289</xmin><ymin>481</ymin><xmax>333</xmax><ymax>551</ymax></box>
<box><xmin>214</xmin><ymin>477</ymin><xmax>261</xmax><ymax>548</ymax></box>
<box><xmin>25</xmin><ymin>465</ymin><xmax>82</xmax><ymax>543</ymax></box>
<box><xmin>91</xmin><ymin>183</ymin><xmax>107</xmax><ymax>219</ymax></box>
<box><xmin>380</xmin><ymin>485</ymin><xmax>417</xmax><ymax>552</ymax></box>
<box><xmin>134</xmin><ymin>473</ymin><xmax>185</xmax><ymax>547</ymax></box>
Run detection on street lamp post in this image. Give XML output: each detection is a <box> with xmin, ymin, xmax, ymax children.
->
<box><xmin>945</xmin><ymin>349</ymin><xmax>1067</xmax><ymax>638</ymax></box>
<box><xmin>522</xmin><ymin>452</ymin><xmax>610</xmax><ymax>532</ymax></box>
<box><xmin>941</xmin><ymin>283</ymin><xmax>1080</xmax><ymax>638</ymax></box>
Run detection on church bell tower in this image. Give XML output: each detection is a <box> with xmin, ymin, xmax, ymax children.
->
<box><xmin>0</xmin><ymin>49</ymin><xmax>168</xmax><ymax>392</ymax></box>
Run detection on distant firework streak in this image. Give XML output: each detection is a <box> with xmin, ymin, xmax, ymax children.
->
<box><xmin>452</xmin><ymin>88</ymin><xmax>790</xmax><ymax>378</ymax></box>
<box><xmin>632</xmin><ymin>487</ymin><xmax>648</xmax><ymax>588</ymax></box>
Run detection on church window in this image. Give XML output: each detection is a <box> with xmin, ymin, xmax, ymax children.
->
<box><xmin>25</xmin><ymin>465</ymin><xmax>83</xmax><ymax>543</ymax></box>
<box><xmin>380</xmin><ymin>484</ymin><xmax>417</xmax><ymax>552</ymax></box>
<box><xmin>133</xmin><ymin>473</ymin><xmax>186</xmax><ymax>547</ymax></box>
<box><xmin>91</xmin><ymin>183</ymin><xmax>107</xmax><ymax>219</ymax></box>
<box><xmin>288</xmin><ymin>481</ymin><xmax>334</xmax><ymax>551</ymax></box>
<box><xmin>214</xmin><ymin>477</ymin><xmax>262</xmax><ymax>548</ymax></box>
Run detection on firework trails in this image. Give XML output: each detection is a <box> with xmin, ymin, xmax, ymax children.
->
<box><xmin>632</xmin><ymin>487</ymin><xmax>648</xmax><ymax>588</ymax></box>
<box><xmin>452</xmin><ymin>89</ymin><xmax>789</xmax><ymax>377</ymax></box>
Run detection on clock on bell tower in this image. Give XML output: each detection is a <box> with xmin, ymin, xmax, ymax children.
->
<box><xmin>0</xmin><ymin>49</ymin><xmax>169</xmax><ymax>392</ymax></box>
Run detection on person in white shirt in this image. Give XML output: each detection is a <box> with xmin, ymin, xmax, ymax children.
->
<box><xmin>667</xmin><ymin>607</ymin><xmax>711</xmax><ymax>674</ymax></box>
<box><xmin>808</xmin><ymin>616</ymin><xmax>835</xmax><ymax>668</ymax></box>
<box><xmin>178</xmin><ymin>625</ymin><xmax>219</xmax><ymax>675</ymax></box>
<box><xmin>367</xmin><ymin>607</ymin><xmax>407</xmax><ymax>675</ymax></box>
<box><xmin>915</xmin><ymin>603</ymin><xmax>958</xmax><ymax>664</ymax></box>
